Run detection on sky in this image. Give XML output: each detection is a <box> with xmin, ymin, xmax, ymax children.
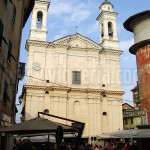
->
<box><xmin>16</xmin><ymin>0</ymin><xmax>150</xmax><ymax>122</ymax></box>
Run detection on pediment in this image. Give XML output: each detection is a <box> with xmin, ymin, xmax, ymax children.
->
<box><xmin>53</xmin><ymin>33</ymin><xmax>102</xmax><ymax>50</ymax></box>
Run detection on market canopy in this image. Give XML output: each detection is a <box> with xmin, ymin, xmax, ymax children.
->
<box><xmin>97</xmin><ymin>129</ymin><xmax>150</xmax><ymax>139</ymax></box>
<box><xmin>0</xmin><ymin>117</ymin><xmax>76</xmax><ymax>135</ymax></box>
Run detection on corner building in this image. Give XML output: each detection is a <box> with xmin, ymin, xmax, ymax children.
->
<box><xmin>22</xmin><ymin>0</ymin><xmax>124</xmax><ymax>139</ymax></box>
<box><xmin>0</xmin><ymin>0</ymin><xmax>34</xmax><ymax>149</ymax></box>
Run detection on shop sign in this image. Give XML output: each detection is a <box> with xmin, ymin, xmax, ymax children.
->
<box><xmin>2</xmin><ymin>113</ymin><xmax>11</xmax><ymax>123</ymax></box>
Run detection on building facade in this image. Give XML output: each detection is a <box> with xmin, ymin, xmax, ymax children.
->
<box><xmin>131</xmin><ymin>85</ymin><xmax>140</xmax><ymax>109</ymax></box>
<box><xmin>22</xmin><ymin>0</ymin><xmax>124</xmax><ymax>140</ymax></box>
<box><xmin>0</xmin><ymin>0</ymin><xmax>34</xmax><ymax>150</ymax></box>
<box><xmin>122</xmin><ymin>103</ymin><xmax>142</xmax><ymax>130</ymax></box>
<box><xmin>124</xmin><ymin>10</ymin><xmax>150</xmax><ymax>125</ymax></box>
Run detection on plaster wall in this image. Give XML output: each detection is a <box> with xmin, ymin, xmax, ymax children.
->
<box><xmin>134</xmin><ymin>19</ymin><xmax>150</xmax><ymax>43</ymax></box>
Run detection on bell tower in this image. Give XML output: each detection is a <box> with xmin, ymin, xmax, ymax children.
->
<box><xmin>29</xmin><ymin>0</ymin><xmax>50</xmax><ymax>41</ymax></box>
<box><xmin>96</xmin><ymin>0</ymin><xmax>119</xmax><ymax>50</ymax></box>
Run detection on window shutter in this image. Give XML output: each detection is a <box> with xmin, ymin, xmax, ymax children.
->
<box><xmin>73</xmin><ymin>71</ymin><xmax>81</xmax><ymax>85</ymax></box>
<box><xmin>12</xmin><ymin>6</ymin><xmax>16</xmax><ymax>27</ymax></box>
<box><xmin>7</xmin><ymin>41</ymin><xmax>12</xmax><ymax>61</ymax></box>
<box><xmin>3</xmin><ymin>81</ymin><xmax>10</xmax><ymax>103</ymax></box>
<box><xmin>77</xmin><ymin>72</ymin><xmax>80</xmax><ymax>83</ymax></box>
<box><xmin>9</xmin><ymin>0</ymin><xmax>13</xmax><ymax>4</ymax></box>
<box><xmin>0</xmin><ymin>19</ymin><xmax>4</xmax><ymax>46</ymax></box>
<box><xmin>3</xmin><ymin>0</ymin><xmax>7</xmax><ymax>6</ymax></box>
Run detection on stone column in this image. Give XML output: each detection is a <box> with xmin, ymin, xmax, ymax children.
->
<box><xmin>124</xmin><ymin>10</ymin><xmax>150</xmax><ymax>124</ymax></box>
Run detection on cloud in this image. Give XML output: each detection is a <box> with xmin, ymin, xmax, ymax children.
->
<box><xmin>117</xmin><ymin>23</ymin><xmax>124</xmax><ymax>33</ymax></box>
<box><xmin>47</xmin><ymin>0</ymin><xmax>95</xmax><ymax>41</ymax></box>
<box><xmin>49</xmin><ymin>0</ymin><xmax>91</xmax><ymax>24</ymax></box>
<box><xmin>119</xmin><ymin>38</ymin><xmax>137</xmax><ymax>104</ymax></box>
<box><xmin>79</xmin><ymin>22</ymin><xmax>99</xmax><ymax>36</ymax></box>
<box><xmin>119</xmin><ymin>38</ymin><xmax>134</xmax><ymax>51</ymax></box>
<box><xmin>48</xmin><ymin>22</ymin><xmax>58</xmax><ymax>29</ymax></box>
<box><xmin>119</xmin><ymin>38</ymin><xmax>136</xmax><ymax>64</ymax></box>
<box><xmin>86</xmin><ymin>22</ymin><xmax>99</xmax><ymax>35</ymax></box>
<box><xmin>53</xmin><ymin>30</ymin><xmax>68</xmax><ymax>41</ymax></box>
<box><xmin>49</xmin><ymin>1</ymin><xmax>73</xmax><ymax>17</ymax></box>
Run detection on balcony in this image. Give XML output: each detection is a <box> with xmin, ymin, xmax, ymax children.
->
<box><xmin>123</xmin><ymin>109</ymin><xmax>143</xmax><ymax>118</ymax></box>
<box><xmin>17</xmin><ymin>62</ymin><xmax>25</xmax><ymax>80</ymax></box>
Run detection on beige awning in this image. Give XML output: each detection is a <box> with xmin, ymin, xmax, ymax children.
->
<box><xmin>0</xmin><ymin>117</ymin><xmax>76</xmax><ymax>135</ymax></box>
<box><xmin>97</xmin><ymin>129</ymin><xmax>150</xmax><ymax>139</ymax></box>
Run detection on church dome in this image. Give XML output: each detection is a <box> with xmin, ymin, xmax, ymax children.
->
<box><xmin>100</xmin><ymin>0</ymin><xmax>114</xmax><ymax>8</ymax></box>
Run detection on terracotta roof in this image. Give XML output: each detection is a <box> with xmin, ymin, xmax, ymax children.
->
<box><xmin>131</xmin><ymin>86</ymin><xmax>137</xmax><ymax>91</ymax></box>
<box><xmin>122</xmin><ymin>103</ymin><xmax>134</xmax><ymax>109</ymax></box>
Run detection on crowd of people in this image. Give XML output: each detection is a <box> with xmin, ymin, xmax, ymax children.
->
<box><xmin>58</xmin><ymin>142</ymin><xmax>149</xmax><ymax>150</ymax></box>
<box><xmin>13</xmin><ymin>140</ymin><xmax>149</xmax><ymax>150</ymax></box>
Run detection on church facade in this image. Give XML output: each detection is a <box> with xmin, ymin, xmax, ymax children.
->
<box><xmin>21</xmin><ymin>0</ymin><xmax>124</xmax><ymax>139</ymax></box>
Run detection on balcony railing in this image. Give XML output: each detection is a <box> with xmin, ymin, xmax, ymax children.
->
<box><xmin>123</xmin><ymin>110</ymin><xmax>144</xmax><ymax>118</ymax></box>
<box><xmin>17</xmin><ymin>62</ymin><xmax>25</xmax><ymax>80</ymax></box>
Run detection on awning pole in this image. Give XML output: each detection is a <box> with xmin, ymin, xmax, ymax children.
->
<box><xmin>74</xmin><ymin>123</ymin><xmax>85</xmax><ymax>150</ymax></box>
<box><xmin>48</xmin><ymin>134</ymin><xmax>50</xmax><ymax>150</ymax></box>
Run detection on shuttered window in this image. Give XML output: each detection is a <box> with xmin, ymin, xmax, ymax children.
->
<box><xmin>3</xmin><ymin>81</ymin><xmax>9</xmax><ymax>103</ymax></box>
<box><xmin>3</xmin><ymin>0</ymin><xmax>7</xmax><ymax>6</ymax></box>
<box><xmin>7</xmin><ymin>41</ymin><xmax>12</xmax><ymax>62</ymax></box>
<box><xmin>125</xmin><ymin>119</ymin><xmax>128</xmax><ymax>125</ymax></box>
<box><xmin>0</xmin><ymin>19</ymin><xmax>4</xmax><ymax>47</ymax></box>
<box><xmin>72</xmin><ymin>71</ymin><xmax>81</xmax><ymax>85</ymax></box>
<box><xmin>12</xmin><ymin>6</ymin><xmax>16</xmax><ymax>27</ymax></box>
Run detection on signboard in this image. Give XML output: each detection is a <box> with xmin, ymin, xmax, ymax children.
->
<box><xmin>142</xmin><ymin>115</ymin><xmax>148</xmax><ymax>125</ymax></box>
<box><xmin>2</xmin><ymin>113</ymin><xmax>11</xmax><ymax>123</ymax></box>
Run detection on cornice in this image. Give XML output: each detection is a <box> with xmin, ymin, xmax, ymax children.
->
<box><xmin>96</xmin><ymin>11</ymin><xmax>118</xmax><ymax>21</ymax></box>
<box><xmin>24</xmin><ymin>85</ymin><xmax>103</xmax><ymax>93</ymax></box>
<box><xmin>25</xmin><ymin>40</ymin><xmax>49</xmax><ymax>51</ymax></box>
<box><xmin>26</xmin><ymin>40</ymin><xmax>122</xmax><ymax>55</ymax></box>
<box><xmin>68</xmin><ymin>88</ymin><xmax>103</xmax><ymax>94</ymax></box>
<box><xmin>100</xmin><ymin>49</ymin><xmax>123</xmax><ymax>56</ymax></box>
<box><xmin>66</xmin><ymin>46</ymin><xmax>101</xmax><ymax>52</ymax></box>
<box><xmin>24</xmin><ymin>85</ymin><xmax>124</xmax><ymax>95</ymax></box>
<box><xmin>25</xmin><ymin>40</ymin><xmax>102</xmax><ymax>52</ymax></box>
<box><xmin>102</xmin><ymin>90</ymin><xmax>125</xmax><ymax>96</ymax></box>
<box><xmin>24</xmin><ymin>85</ymin><xmax>46</xmax><ymax>91</ymax></box>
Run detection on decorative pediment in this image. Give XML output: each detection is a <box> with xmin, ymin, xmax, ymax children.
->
<box><xmin>53</xmin><ymin>33</ymin><xmax>102</xmax><ymax>50</ymax></box>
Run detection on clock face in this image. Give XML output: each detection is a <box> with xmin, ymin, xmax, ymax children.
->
<box><xmin>33</xmin><ymin>63</ymin><xmax>41</xmax><ymax>71</ymax></box>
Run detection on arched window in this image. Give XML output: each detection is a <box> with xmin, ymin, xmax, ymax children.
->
<box><xmin>37</xmin><ymin>11</ymin><xmax>43</xmax><ymax>29</ymax></box>
<box><xmin>74</xmin><ymin>101</ymin><xmax>80</xmax><ymax>120</ymax></box>
<box><xmin>108</xmin><ymin>22</ymin><xmax>113</xmax><ymax>37</ymax></box>
<box><xmin>101</xmin><ymin>23</ymin><xmax>104</xmax><ymax>37</ymax></box>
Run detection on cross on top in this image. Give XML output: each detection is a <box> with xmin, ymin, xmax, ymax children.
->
<box><xmin>75</xmin><ymin>26</ymin><xmax>78</xmax><ymax>33</ymax></box>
